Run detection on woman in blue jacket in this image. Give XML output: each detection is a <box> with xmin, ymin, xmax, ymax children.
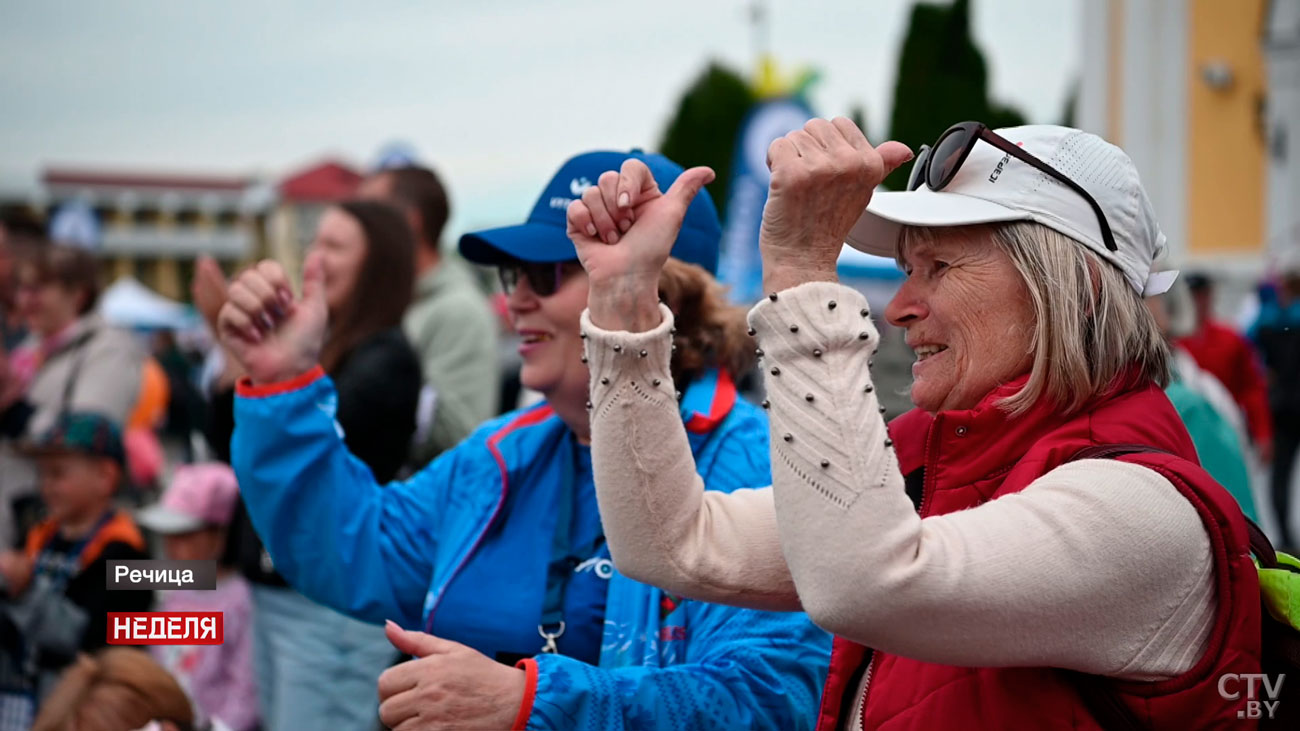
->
<box><xmin>218</xmin><ymin>150</ymin><xmax>830</xmax><ymax>730</ymax></box>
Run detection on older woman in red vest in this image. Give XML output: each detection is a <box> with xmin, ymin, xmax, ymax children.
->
<box><xmin>569</xmin><ymin>120</ymin><xmax>1261</xmax><ymax>729</ymax></box>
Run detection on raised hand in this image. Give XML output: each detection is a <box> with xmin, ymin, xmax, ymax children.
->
<box><xmin>567</xmin><ymin>159</ymin><xmax>714</xmax><ymax>332</ymax></box>
<box><xmin>216</xmin><ymin>255</ymin><xmax>327</xmax><ymax>385</ymax></box>
<box><xmin>760</xmin><ymin>117</ymin><xmax>913</xmax><ymax>294</ymax></box>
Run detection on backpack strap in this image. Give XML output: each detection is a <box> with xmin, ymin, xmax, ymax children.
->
<box><xmin>1064</xmin><ymin>443</ymin><xmax>1295</xmax><ymax>729</ymax></box>
<box><xmin>1058</xmin><ymin>444</ymin><xmax>1177</xmax><ymax>729</ymax></box>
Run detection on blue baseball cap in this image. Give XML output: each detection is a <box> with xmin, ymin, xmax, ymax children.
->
<box><xmin>459</xmin><ymin>149</ymin><xmax>721</xmax><ymax>274</ymax></box>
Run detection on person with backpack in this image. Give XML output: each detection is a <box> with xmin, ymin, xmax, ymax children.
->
<box><xmin>575</xmin><ymin>120</ymin><xmax>1268</xmax><ymax>728</ymax></box>
<box><xmin>0</xmin><ymin>412</ymin><xmax>152</xmax><ymax>730</ymax></box>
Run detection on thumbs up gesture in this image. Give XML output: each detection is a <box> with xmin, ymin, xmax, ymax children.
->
<box><xmin>216</xmin><ymin>253</ymin><xmax>329</xmax><ymax>385</ymax></box>
<box><xmin>377</xmin><ymin>620</ymin><xmax>527</xmax><ymax>730</ymax></box>
<box><xmin>567</xmin><ymin>160</ymin><xmax>715</xmax><ymax>332</ymax></box>
<box><xmin>759</xmin><ymin>118</ymin><xmax>913</xmax><ymax>293</ymax></box>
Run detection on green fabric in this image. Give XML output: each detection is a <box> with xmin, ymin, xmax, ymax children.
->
<box><xmin>1165</xmin><ymin>381</ymin><xmax>1259</xmax><ymax>521</ymax></box>
<box><xmin>403</xmin><ymin>255</ymin><xmax>500</xmax><ymax>467</ymax></box>
<box><xmin>1258</xmin><ymin>551</ymin><xmax>1300</xmax><ymax>631</ymax></box>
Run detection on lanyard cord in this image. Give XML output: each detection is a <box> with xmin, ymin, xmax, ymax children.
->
<box><xmin>537</xmin><ymin>438</ymin><xmax>604</xmax><ymax>653</ymax></box>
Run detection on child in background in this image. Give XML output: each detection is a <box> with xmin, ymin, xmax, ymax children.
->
<box><xmin>136</xmin><ymin>463</ymin><xmax>257</xmax><ymax>731</ymax></box>
<box><xmin>0</xmin><ymin>412</ymin><xmax>152</xmax><ymax>731</ymax></box>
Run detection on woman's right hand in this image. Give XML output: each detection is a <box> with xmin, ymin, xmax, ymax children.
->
<box><xmin>567</xmin><ymin>160</ymin><xmax>714</xmax><ymax>332</ymax></box>
<box><xmin>216</xmin><ymin>255</ymin><xmax>327</xmax><ymax>385</ymax></box>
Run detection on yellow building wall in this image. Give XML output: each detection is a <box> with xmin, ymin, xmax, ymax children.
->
<box><xmin>1107</xmin><ymin>0</ymin><xmax>1125</xmax><ymax>144</ymax></box>
<box><xmin>1186</xmin><ymin>0</ymin><xmax>1267</xmax><ymax>255</ymax></box>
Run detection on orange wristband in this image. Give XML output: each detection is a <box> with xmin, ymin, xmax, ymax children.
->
<box><xmin>511</xmin><ymin>658</ymin><xmax>539</xmax><ymax>730</ymax></box>
<box><xmin>235</xmin><ymin>365</ymin><xmax>325</xmax><ymax>398</ymax></box>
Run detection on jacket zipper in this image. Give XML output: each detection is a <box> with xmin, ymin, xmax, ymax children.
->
<box><xmin>856</xmin><ymin>654</ymin><xmax>877</xmax><ymax>730</ymax></box>
<box><xmin>854</xmin><ymin>417</ymin><xmax>939</xmax><ymax>729</ymax></box>
<box><xmin>917</xmin><ymin>415</ymin><xmax>940</xmax><ymax>519</ymax></box>
<box><xmin>423</xmin><ymin>440</ymin><xmax>513</xmax><ymax>632</ymax></box>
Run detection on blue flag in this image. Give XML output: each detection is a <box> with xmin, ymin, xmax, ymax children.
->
<box><xmin>717</xmin><ymin>98</ymin><xmax>815</xmax><ymax>304</ymax></box>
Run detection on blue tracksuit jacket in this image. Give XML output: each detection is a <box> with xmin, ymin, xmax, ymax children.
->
<box><xmin>232</xmin><ymin>367</ymin><xmax>829</xmax><ymax>730</ymax></box>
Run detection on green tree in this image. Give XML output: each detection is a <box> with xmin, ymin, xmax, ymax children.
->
<box><xmin>849</xmin><ymin>103</ymin><xmax>871</xmax><ymax>142</ymax></box>
<box><xmin>1060</xmin><ymin>80</ymin><xmax>1079</xmax><ymax>127</ymax></box>
<box><xmin>885</xmin><ymin>0</ymin><xmax>1028</xmax><ymax>188</ymax></box>
<box><xmin>658</xmin><ymin>62</ymin><xmax>757</xmax><ymax>221</ymax></box>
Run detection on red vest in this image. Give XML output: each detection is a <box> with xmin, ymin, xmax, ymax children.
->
<box><xmin>815</xmin><ymin>377</ymin><xmax>1262</xmax><ymax>730</ymax></box>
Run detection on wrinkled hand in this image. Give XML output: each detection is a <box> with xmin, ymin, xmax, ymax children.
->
<box><xmin>216</xmin><ymin>256</ymin><xmax>326</xmax><ymax>385</ymax></box>
<box><xmin>760</xmin><ymin>118</ymin><xmax>912</xmax><ymax>293</ymax></box>
<box><xmin>378</xmin><ymin>620</ymin><xmax>526</xmax><ymax>731</ymax></box>
<box><xmin>0</xmin><ymin>550</ymin><xmax>33</xmax><ymax>596</ymax></box>
<box><xmin>567</xmin><ymin>160</ymin><xmax>714</xmax><ymax>332</ymax></box>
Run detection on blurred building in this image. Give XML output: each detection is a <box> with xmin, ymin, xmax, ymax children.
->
<box><xmin>40</xmin><ymin>169</ymin><xmax>270</xmax><ymax>299</ymax></box>
<box><xmin>0</xmin><ymin>159</ymin><xmax>363</xmax><ymax>302</ymax></box>
<box><xmin>268</xmin><ymin>160</ymin><xmax>363</xmax><ymax>285</ymax></box>
<box><xmin>1078</xmin><ymin>0</ymin><xmax>1294</xmax><ymax>279</ymax></box>
<box><xmin>1264</xmin><ymin>0</ymin><xmax>1300</xmax><ymax>259</ymax></box>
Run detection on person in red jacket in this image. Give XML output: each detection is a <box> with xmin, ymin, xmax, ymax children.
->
<box><xmin>1177</xmin><ymin>272</ymin><xmax>1274</xmax><ymax>461</ymax></box>
<box><xmin>574</xmin><ymin>121</ymin><xmax>1263</xmax><ymax>729</ymax></box>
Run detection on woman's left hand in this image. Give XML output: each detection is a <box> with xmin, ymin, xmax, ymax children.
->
<box><xmin>378</xmin><ymin>621</ymin><xmax>526</xmax><ymax>730</ymax></box>
<box><xmin>567</xmin><ymin>160</ymin><xmax>714</xmax><ymax>332</ymax></box>
<box><xmin>759</xmin><ymin>118</ymin><xmax>912</xmax><ymax>293</ymax></box>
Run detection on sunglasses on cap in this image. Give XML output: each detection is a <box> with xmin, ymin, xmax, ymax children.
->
<box><xmin>497</xmin><ymin>260</ymin><xmax>582</xmax><ymax>297</ymax></box>
<box><xmin>907</xmin><ymin>121</ymin><xmax>1118</xmax><ymax>252</ymax></box>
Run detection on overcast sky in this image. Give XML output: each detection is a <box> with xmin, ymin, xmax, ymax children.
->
<box><xmin>0</xmin><ymin>0</ymin><xmax>1080</xmax><ymax>236</ymax></box>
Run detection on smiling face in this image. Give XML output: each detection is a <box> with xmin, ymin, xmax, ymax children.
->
<box><xmin>308</xmin><ymin>207</ymin><xmax>368</xmax><ymax>318</ymax></box>
<box><xmin>505</xmin><ymin>261</ymin><xmax>590</xmax><ymax>408</ymax></box>
<box><xmin>884</xmin><ymin>227</ymin><xmax>1037</xmax><ymax>413</ymax></box>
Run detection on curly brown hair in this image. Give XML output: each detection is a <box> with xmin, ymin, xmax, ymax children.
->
<box><xmin>659</xmin><ymin>257</ymin><xmax>755</xmax><ymax>388</ymax></box>
<box><xmin>32</xmin><ymin>648</ymin><xmax>194</xmax><ymax>731</ymax></box>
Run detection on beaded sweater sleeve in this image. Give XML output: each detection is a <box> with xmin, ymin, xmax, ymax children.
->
<box><xmin>583</xmin><ymin>304</ymin><xmax>801</xmax><ymax>611</ymax></box>
<box><xmin>585</xmin><ymin>282</ymin><xmax>1215</xmax><ymax>679</ymax></box>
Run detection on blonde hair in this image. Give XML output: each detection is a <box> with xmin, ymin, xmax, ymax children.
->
<box><xmin>32</xmin><ymin>649</ymin><xmax>194</xmax><ymax>731</ymax></box>
<box><xmin>899</xmin><ymin>221</ymin><xmax>1168</xmax><ymax>416</ymax></box>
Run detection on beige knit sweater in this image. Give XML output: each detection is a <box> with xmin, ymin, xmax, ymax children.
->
<box><xmin>584</xmin><ymin>280</ymin><xmax>1215</xmax><ymax>684</ymax></box>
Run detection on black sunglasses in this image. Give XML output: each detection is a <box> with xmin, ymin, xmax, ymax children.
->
<box><xmin>497</xmin><ymin>261</ymin><xmax>579</xmax><ymax>298</ymax></box>
<box><xmin>906</xmin><ymin>121</ymin><xmax>1117</xmax><ymax>252</ymax></box>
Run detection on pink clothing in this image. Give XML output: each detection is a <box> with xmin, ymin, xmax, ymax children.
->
<box><xmin>151</xmin><ymin>574</ymin><xmax>260</xmax><ymax>731</ymax></box>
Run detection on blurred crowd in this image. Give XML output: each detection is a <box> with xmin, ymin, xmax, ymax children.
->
<box><xmin>0</xmin><ymin>147</ymin><xmax>1296</xmax><ymax>731</ymax></box>
<box><xmin>0</xmin><ymin>164</ymin><xmax>510</xmax><ymax>731</ymax></box>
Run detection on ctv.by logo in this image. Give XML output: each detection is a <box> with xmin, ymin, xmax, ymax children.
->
<box><xmin>1218</xmin><ymin>673</ymin><xmax>1285</xmax><ymax>720</ymax></box>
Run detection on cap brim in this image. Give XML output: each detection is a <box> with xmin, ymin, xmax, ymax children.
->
<box><xmin>458</xmin><ymin>222</ymin><xmax>577</xmax><ymax>266</ymax></box>
<box><xmin>846</xmin><ymin>187</ymin><xmax>1032</xmax><ymax>257</ymax></box>
<box><xmin>136</xmin><ymin>504</ymin><xmax>205</xmax><ymax>534</ymax></box>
